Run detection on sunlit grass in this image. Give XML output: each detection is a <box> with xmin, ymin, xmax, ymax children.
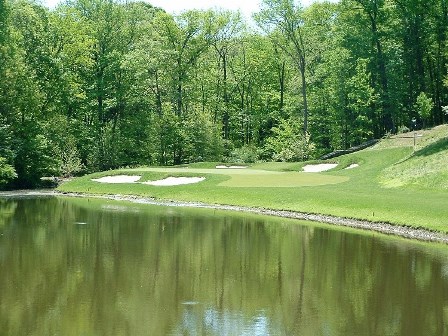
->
<box><xmin>59</xmin><ymin>125</ymin><xmax>448</xmax><ymax>233</ymax></box>
<box><xmin>380</xmin><ymin>127</ymin><xmax>448</xmax><ymax>190</ymax></box>
<box><xmin>217</xmin><ymin>172</ymin><xmax>348</xmax><ymax>187</ymax></box>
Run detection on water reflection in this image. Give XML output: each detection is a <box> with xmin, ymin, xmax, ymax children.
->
<box><xmin>0</xmin><ymin>197</ymin><xmax>447</xmax><ymax>335</ymax></box>
<box><xmin>172</xmin><ymin>307</ymin><xmax>271</xmax><ymax>336</ymax></box>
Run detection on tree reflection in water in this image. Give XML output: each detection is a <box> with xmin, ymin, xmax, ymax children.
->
<box><xmin>0</xmin><ymin>197</ymin><xmax>447</xmax><ymax>335</ymax></box>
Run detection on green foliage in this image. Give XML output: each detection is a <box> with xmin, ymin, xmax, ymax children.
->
<box><xmin>0</xmin><ymin>0</ymin><xmax>7</xmax><ymax>45</ymax></box>
<box><xmin>227</xmin><ymin>145</ymin><xmax>259</xmax><ymax>163</ymax></box>
<box><xmin>0</xmin><ymin>120</ymin><xmax>13</xmax><ymax>162</ymax></box>
<box><xmin>255</xmin><ymin>0</ymin><xmax>310</xmax><ymax>133</ymax></box>
<box><xmin>0</xmin><ymin>156</ymin><xmax>16</xmax><ymax>188</ymax></box>
<box><xmin>43</xmin><ymin>115</ymin><xmax>84</xmax><ymax>177</ymax></box>
<box><xmin>60</xmin><ymin>126</ymin><xmax>448</xmax><ymax>231</ymax></box>
<box><xmin>13</xmin><ymin>121</ymin><xmax>59</xmax><ymax>188</ymax></box>
<box><xmin>265</xmin><ymin>117</ymin><xmax>314</xmax><ymax>161</ymax></box>
<box><xmin>345</xmin><ymin>58</ymin><xmax>376</xmax><ymax>144</ymax></box>
<box><xmin>183</xmin><ymin>108</ymin><xmax>224</xmax><ymax>163</ymax></box>
<box><xmin>1</xmin><ymin>0</ymin><xmax>448</xmax><ymax>188</ymax></box>
<box><xmin>157</xmin><ymin>109</ymin><xmax>182</xmax><ymax>165</ymax></box>
<box><xmin>56</xmin><ymin>136</ymin><xmax>84</xmax><ymax>178</ymax></box>
<box><xmin>414</xmin><ymin>92</ymin><xmax>434</xmax><ymax>124</ymax></box>
<box><xmin>442</xmin><ymin>106</ymin><xmax>448</xmax><ymax>116</ymax></box>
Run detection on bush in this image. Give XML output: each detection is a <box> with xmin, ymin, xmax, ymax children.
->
<box><xmin>265</xmin><ymin>117</ymin><xmax>315</xmax><ymax>162</ymax></box>
<box><xmin>414</xmin><ymin>92</ymin><xmax>434</xmax><ymax>126</ymax></box>
<box><xmin>0</xmin><ymin>157</ymin><xmax>17</xmax><ymax>189</ymax></box>
<box><xmin>183</xmin><ymin>109</ymin><xmax>224</xmax><ymax>163</ymax></box>
<box><xmin>442</xmin><ymin>106</ymin><xmax>448</xmax><ymax>116</ymax></box>
<box><xmin>13</xmin><ymin>122</ymin><xmax>59</xmax><ymax>188</ymax></box>
<box><xmin>227</xmin><ymin>145</ymin><xmax>259</xmax><ymax>163</ymax></box>
<box><xmin>397</xmin><ymin>125</ymin><xmax>410</xmax><ymax>134</ymax></box>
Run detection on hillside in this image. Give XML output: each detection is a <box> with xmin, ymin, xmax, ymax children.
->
<box><xmin>379</xmin><ymin>125</ymin><xmax>448</xmax><ymax>190</ymax></box>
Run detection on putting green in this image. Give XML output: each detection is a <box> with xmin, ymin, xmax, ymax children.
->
<box><xmin>126</xmin><ymin>167</ymin><xmax>278</xmax><ymax>175</ymax></box>
<box><xmin>219</xmin><ymin>172</ymin><xmax>349</xmax><ymax>187</ymax></box>
<box><xmin>125</xmin><ymin>167</ymin><xmax>349</xmax><ymax>187</ymax></box>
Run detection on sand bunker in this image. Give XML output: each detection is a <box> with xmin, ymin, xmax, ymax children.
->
<box><xmin>92</xmin><ymin>175</ymin><xmax>205</xmax><ymax>186</ymax></box>
<box><xmin>92</xmin><ymin>175</ymin><xmax>141</xmax><ymax>183</ymax></box>
<box><xmin>143</xmin><ymin>177</ymin><xmax>205</xmax><ymax>186</ymax></box>
<box><xmin>216</xmin><ymin>165</ymin><xmax>247</xmax><ymax>169</ymax></box>
<box><xmin>302</xmin><ymin>163</ymin><xmax>338</xmax><ymax>173</ymax></box>
<box><xmin>345</xmin><ymin>164</ymin><xmax>359</xmax><ymax>170</ymax></box>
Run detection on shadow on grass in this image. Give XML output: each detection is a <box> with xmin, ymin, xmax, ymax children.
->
<box><xmin>413</xmin><ymin>137</ymin><xmax>448</xmax><ymax>157</ymax></box>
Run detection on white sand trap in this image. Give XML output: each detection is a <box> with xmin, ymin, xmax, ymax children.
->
<box><xmin>302</xmin><ymin>163</ymin><xmax>338</xmax><ymax>173</ymax></box>
<box><xmin>345</xmin><ymin>164</ymin><xmax>359</xmax><ymax>170</ymax></box>
<box><xmin>216</xmin><ymin>165</ymin><xmax>247</xmax><ymax>169</ymax></box>
<box><xmin>143</xmin><ymin>176</ymin><xmax>205</xmax><ymax>186</ymax></box>
<box><xmin>92</xmin><ymin>175</ymin><xmax>141</xmax><ymax>183</ymax></box>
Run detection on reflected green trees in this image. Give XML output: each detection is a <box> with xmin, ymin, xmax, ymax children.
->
<box><xmin>0</xmin><ymin>197</ymin><xmax>447</xmax><ymax>335</ymax></box>
<box><xmin>0</xmin><ymin>200</ymin><xmax>16</xmax><ymax>228</ymax></box>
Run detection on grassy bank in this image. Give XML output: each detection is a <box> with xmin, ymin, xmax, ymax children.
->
<box><xmin>59</xmin><ymin>125</ymin><xmax>448</xmax><ymax>233</ymax></box>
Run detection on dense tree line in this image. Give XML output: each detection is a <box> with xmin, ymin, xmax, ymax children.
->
<box><xmin>0</xmin><ymin>0</ymin><xmax>447</xmax><ymax>188</ymax></box>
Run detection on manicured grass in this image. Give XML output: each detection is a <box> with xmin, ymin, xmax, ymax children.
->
<box><xmin>218</xmin><ymin>172</ymin><xmax>348</xmax><ymax>187</ymax></box>
<box><xmin>123</xmin><ymin>166</ymin><xmax>348</xmax><ymax>187</ymax></box>
<box><xmin>59</xmin><ymin>125</ymin><xmax>448</xmax><ymax>233</ymax></box>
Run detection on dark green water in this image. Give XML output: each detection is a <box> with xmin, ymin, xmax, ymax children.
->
<box><xmin>1</xmin><ymin>197</ymin><xmax>448</xmax><ymax>335</ymax></box>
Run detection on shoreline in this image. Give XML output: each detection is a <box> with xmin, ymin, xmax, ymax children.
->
<box><xmin>2</xmin><ymin>189</ymin><xmax>448</xmax><ymax>244</ymax></box>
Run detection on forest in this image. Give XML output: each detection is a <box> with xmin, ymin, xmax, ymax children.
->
<box><xmin>0</xmin><ymin>0</ymin><xmax>447</xmax><ymax>188</ymax></box>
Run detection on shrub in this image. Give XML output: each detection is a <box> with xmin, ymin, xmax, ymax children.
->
<box><xmin>397</xmin><ymin>125</ymin><xmax>410</xmax><ymax>134</ymax></box>
<box><xmin>414</xmin><ymin>92</ymin><xmax>434</xmax><ymax>127</ymax></box>
<box><xmin>227</xmin><ymin>145</ymin><xmax>259</xmax><ymax>163</ymax></box>
<box><xmin>0</xmin><ymin>157</ymin><xmax>17</xmax><ymax>189</ymax></box>
<box><xmin>265</xmin><ymin>117</ymin><xmax>315</xmax><ymax>162</ymax></box>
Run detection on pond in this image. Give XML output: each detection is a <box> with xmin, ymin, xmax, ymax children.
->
<box><xmin>0</xmin><ymin>196</ymin><xmax>447</xmax><ymax>335</ymax></box>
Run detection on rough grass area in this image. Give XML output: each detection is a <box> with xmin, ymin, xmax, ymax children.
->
<box><xmin>380</xmin><ymin>125</ymin><xmax>448</xmax><ymax>189</ymax></box>
<box><xmin>59</xmin><ymin>125</ymin><xmax>448</xmax><ymax>233</ymax></box>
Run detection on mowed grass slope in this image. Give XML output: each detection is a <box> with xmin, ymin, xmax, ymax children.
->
<box><xmin>380</xmin><ymin>125</ymin><xmax>448</xmax><ymax>190</ymax></box>
<box><xmin>59</xmin><ymin>125</ymin><xmax>448</xmax><ymax>232</ymax></box>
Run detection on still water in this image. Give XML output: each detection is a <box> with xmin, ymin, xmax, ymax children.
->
<box><xmin>1</xmin><ymin>196</ymin><xmax>448</xmax><ymax>335</ymax></box>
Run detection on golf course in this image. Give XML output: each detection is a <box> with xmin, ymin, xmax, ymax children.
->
<box><xmin>58</xmin><ymin>124</ymin><xmax>448</xmax><ymax>235</ymax></box>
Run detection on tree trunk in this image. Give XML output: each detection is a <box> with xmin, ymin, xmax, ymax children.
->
<box><xmin>300</xmin><ymin>58</ymin><xmax>308</xmax><ymax>135</ymax></box>
<box><xmin>154</xmin><ymin>70</ymin><xmax>162</xmax><ymax>116</ymax></box>
<box><xmin>279</xmin><ymin>60</ymin><xmax>285</xmax><ymax>113</ymax></box>
<box><xmin>176</xmin><ymin>58</ymin><xmax>182</xmax><ymax>117</ymax></box>
<box><xmin>222</xmin><ymin>52</ymin><xmax>230</xmax><ymax>140</ymax></box>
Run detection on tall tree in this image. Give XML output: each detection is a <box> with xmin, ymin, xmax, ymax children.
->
<box><xmin>344</xmin><ymin>0</ymin><xmax>394</xmax><ymax>133</ymax></box>
<box><xmin>212</xmin><ymin>10</ymin><xmax>244</xmax><ymax>140</ymax></box>
<box><xmin>0</xmin><ymin>0</ymin><xmax>17</xmax><ymax>186</ymax></box>
<box><xmin>154</xmin><ymin>10</ymin><xmax>217</xmax><ymax>118</ymax></box>
<box><xmin>255</xmin><ymin>0</ymin><xmax>310</xmax><ymax>134</ymax></box>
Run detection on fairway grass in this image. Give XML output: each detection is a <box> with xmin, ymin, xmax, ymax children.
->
<box><xmin>59</xmin><ymin>125</ymin><xmax>448</xmax><ymax>235</ymax></box>
<box><xmin>123</xmin><ymin>167</ymin><xmax>348</xmax><ymax>187</ymax></box>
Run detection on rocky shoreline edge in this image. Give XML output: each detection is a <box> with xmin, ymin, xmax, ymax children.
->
<box><xmin>2</xmin><ymin>189</ymin><xmax>448</xmax><ymax>244</ymax></box>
